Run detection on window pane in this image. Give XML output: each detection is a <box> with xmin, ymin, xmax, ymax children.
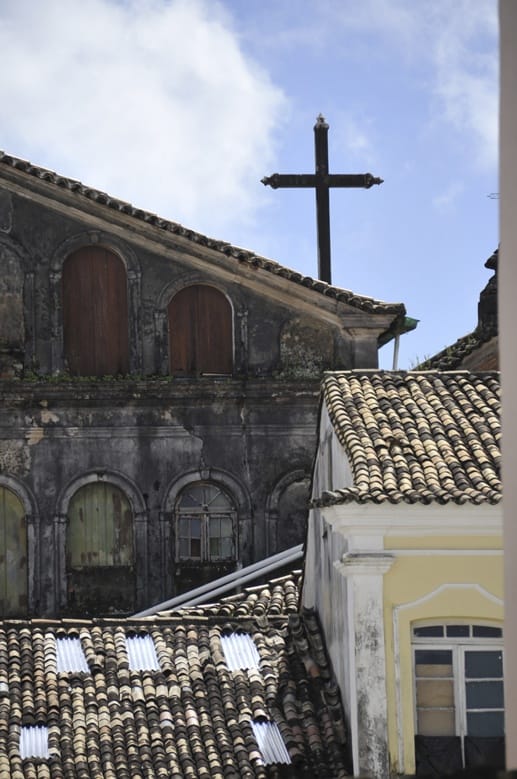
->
<box><xmin>190</xmin><ymin>537</ymin><xmax>201</xmax><ymax>558</ymax></box>
<box><xmin>207</xmin><ymin>490</ymin><xmax>231</xmax><ymax>509</ymax></box>
<box><xmin>220</xmin><ymin>537</ymin><xmax>233</xmax><ymax>558</ymax></box>
<box><xmin>417</xmin><ymin>679</ymin><xmax>454</xmax><ymax>708</ymax></box>
<box><xmin>415</xmin><ymin>650</ymin><xmax>453</xmax><ymax>669</ymax></box>
<box><xmin>180</xmin><ymin>486</ymin><xmax>204</xmax><ymax>508</ymax></box>
<box><xmin>417</xmin><ymin>709</ymin><xmax>456</xmax><ymax>736</ymax></box>
<box><xmin>179</xmin><ymin>539</ymin><xmax>189</xmax><ymax>557</ymax></box>
<box><xmin>416</xmin><ymin>664</ymin><xmax>453</xmax><ymax>678</ymax></box>
<box><xmin>473</xmin><ymin>626</ymin><xmax>503</xmax><ymax>638</ymax></box>
<box><xmin>466</xmin><ymin>681</ymin><xmax>504</xmax><ymax>710</ymax></box>
<box><xmin>220</xmin><ymin>516</ymin><xmax>233</xmax><ymax>536</ymax></box>
<box><xmin>467</xmin><ymin>711</ymin><xmax>505</xmax><ymax>737</ymax></box>
<box><xmin>209</xmin><ymin>537</ymin><xmax>220</xmax><ymax>557</ymax></box>
<box><xmin>414</xmin><ymin>626</ymin><xmax>444</xmax><ymax>638</ymax></box>
<box><xmin>209</xmin><ymin>518</ymin><xmax>221</xmax><ymax>538</ymax></box>
<box><xmin>190</xmin><ymin>518</ymin><xmax>201</xmax><ymax>537</ymax></box>
<box><xmin>465</xmin><ymin>651</ymin><xmax>503</xmax><ymax>679</ymax></box>
<box><xmin>446</xmin><ymin>625</ymin><xmax>470</xmax><ymax>638</ymax></box>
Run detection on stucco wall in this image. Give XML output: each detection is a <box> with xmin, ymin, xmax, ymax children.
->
<box><xmin>383</xmin><ymin>537</ymin><xmax>503</xmax><ymax>775</ymax></box>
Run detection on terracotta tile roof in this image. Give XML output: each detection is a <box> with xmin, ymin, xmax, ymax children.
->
<box><xmin>416</xmin><ymin>330</ymin><xmax>497</xmax><ymax>371</ymax></box>
<box><xmin>171</xmin><ymin>573</ymin><xmax>302</xmax><ymax>618</ymax></box>
<box><xmin>0</xmin><ymin>573</ymin><xmax>349</xmax><ymax>778</ymax></box>
<box><xmin>0</xmin><ymin>151</ymin><xmax>404</xmax><ymax>319</ymax></box>
<box><xmin>317</xmin><ymin>370</ymin><xmax>501</xmax><ymax>506</ymax></box>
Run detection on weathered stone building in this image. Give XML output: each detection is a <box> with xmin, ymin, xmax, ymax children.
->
<box><xmin>0</xmin><ymin>152</ymin><xmax>406</xmax><ymax>617</ymax></box>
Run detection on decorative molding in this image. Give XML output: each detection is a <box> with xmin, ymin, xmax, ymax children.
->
<box><xmin>397</xmin><ymin>581</ymin><xmax>504</xmax><ymax>612</ymax></box>
<box><xmin>322</xmin><ymin>501</ymin><xmax>502</xmax><ymax>536</ymax></box>
<box><xmin>335</xmin><ymin>552</ymin><xmax>395</xmax><ymax>577</ymax></box>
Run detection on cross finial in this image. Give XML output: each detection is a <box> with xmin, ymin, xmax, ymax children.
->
<box><xmin>262</xmin><ymin>116</ymin><xmax>383</xmax><ymax>284</ymax></box>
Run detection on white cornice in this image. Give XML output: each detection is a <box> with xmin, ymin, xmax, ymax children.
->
<box><xmin>335</xmin><ymin>552</ymin><xmax>395</xmax><ymax>577</ymax></box>
<box><xmin>318</xmin><ymin>501</ymin><xmax>502</xmax><ymax>537</ymax></box>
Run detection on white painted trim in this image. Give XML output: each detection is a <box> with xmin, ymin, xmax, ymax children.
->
<box><xmin>320</xmin><ymin>501</ymin><xmax>501</xmax><ymax>536</ymax></box>
<box><xmin>397</xmin><ymin>583</ymin><xmax>504</xmax><ymax>612</ymax></box>
<box><xmin>388</xmin><ymin>549</ymin><xmax>502</xmax><ymax>556</ymax></box>
<box><xmin>335</xmin><ymin>552</ymin><xmax>395</xmax><ymax>577</ymax></box>
<box><xmin>347</xmin><ymin>575</ymin><xmax>359</xmax><ymax>774</ymax></box>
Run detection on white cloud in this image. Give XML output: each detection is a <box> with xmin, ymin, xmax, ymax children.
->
<box><xmin>0</xmin><ymin>0</ymin><xmax>286</xmax><ymax>236</ymax></box>
<box><xmin>429</xmin><ymin>2</ymin><xmax>498</xmax><ymax>169</ymax></box>
<box><xmin>291</xmin><ymin>0</ymin><xmax>498</xmax><ymax>170</ymax></box>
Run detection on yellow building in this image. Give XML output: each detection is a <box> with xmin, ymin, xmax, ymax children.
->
<box><xmin>303</xmin><ymin>370</ymin><xmax>502</xmax><ymax>777</ymax></box>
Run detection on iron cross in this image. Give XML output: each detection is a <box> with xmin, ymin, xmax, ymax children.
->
<box><xmin>262</xmin><ymin>114</ymin><xmax>383</xmax><ymax>285</ymax></box>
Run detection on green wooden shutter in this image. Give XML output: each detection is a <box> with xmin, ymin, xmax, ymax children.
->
<box><xmin>0</xmin><ymin>487</ymin><xmax>27</xmax><ymax>616</ymax></box>
<box><xmin>66</xmin><ymin>483</ymin><xmax>135</xmax><ymax>614</ymax></box>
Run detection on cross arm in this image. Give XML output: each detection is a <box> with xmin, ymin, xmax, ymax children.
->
<box><xmin>261</xmin><ymin>172</ymin><xmax>383</xmax><ymax>189</ymax></box>
<box><xmin>261</xmin><ymin>173</ymin><xmax>317</xmax><ymax>188</ymax></box>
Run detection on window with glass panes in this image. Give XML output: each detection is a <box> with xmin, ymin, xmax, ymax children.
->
<box><xmin>176</xmin><ymin>483</ymin><xmax>235</xmax><ymax>562</ymax></box>
<box><xmin>413</xmin><ymin>623</ymin><xmax>505</xmax><ymax>776</ymax></box>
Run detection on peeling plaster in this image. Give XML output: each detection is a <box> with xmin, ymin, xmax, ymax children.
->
<box><xmin>40</xmin><ymin>410</ymin><xmax>59</xmax><ymax>424</ymax></box>
<box><xmin>26</xmin><ymin>426</ymin><xmax>44</xmax><ymax>446</ymax></box>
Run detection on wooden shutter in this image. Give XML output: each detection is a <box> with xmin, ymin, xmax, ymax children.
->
<box><xmin>67</xmin><ymin>483</ymin><xmax>133</xmax><ymax>567</ymax></box>
<box><xmin>168</xmin><ymin>285</ymin><xmax>232</xmax><ymax>375</ymax></box>
<box><xmin>63</xmin><ymin>247</ymin><xmax>129</xmax><ymax>376</ymax></box>
<box><xmin>0</xmin><ymin>487</ymin><xmax>27</xmax><ymax>616</ymax></box>
<box><xmin>66</xmin><ymin>482</ymin><xmax>135</xmax><ymax>613</ymax></box>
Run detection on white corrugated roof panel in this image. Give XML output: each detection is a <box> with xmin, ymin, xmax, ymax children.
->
<box><xmin>220</xmin><ymin>633</ymin><xmax>260</xmax><ymax>670</ymax></box>
<box><xmin>20</xmin><ymin>725</ymin><xmax>49</xmax><ymax>759</ymax></box>
<box><xmin>251</xmin><ymin>720</ymin><xmax>291</xmax><ymax>765</ymax></box>
<box><xmin>56</xmin><ymin>637</ymin><xmax>89</xmax><ymax>673</ymax></box>
<box><xmin>125</xmin><ymin>634</ymin><xmax>160</xmax><ymax>671</ymax></box>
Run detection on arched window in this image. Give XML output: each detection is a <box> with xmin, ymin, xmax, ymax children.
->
<box><xmin>62</xmin><ymin>246</ymin><xmax>129</xmax><ymax>376</ymax></box>
<box><xmin>66</xmin><ymin>482</ymin><xmax>134</xmax><ymax>614</ymax></box>
<box><xmin>0</xmin><ymin>486</ymin><xmax>27</xmax><ymax>616</ymax></box>
<box><xmin>176</xmin><ymin>482</ymin><xmax>235</xmax><ymax>562</ymax></box>
<box><xmin>168</xmin><ymin>285</ymin><xmax>232</xmax><ymax>376</ymax></box>
<box><xmin>413</xmin><ymin>622</ymin><xmax>505</xmax><ymax>775</ymax></box>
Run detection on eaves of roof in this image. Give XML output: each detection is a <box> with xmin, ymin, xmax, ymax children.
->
<box><xmin>0</xmin><ymin>150</ymin><xmax>404</xmax><ymax>322</ymax></box>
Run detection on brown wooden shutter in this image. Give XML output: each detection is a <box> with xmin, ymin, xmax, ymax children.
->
<box><xmin>168</xmin><ymin>285</ymin><xmax>232</xmax><ymax>375</ymax></box>
<box><xmin>0</xmin><ymin>487</ymin><xmax>27</xmax><ymax>616</ymax></box>
<box><xmin>62</xmin><ymin>247</ymin><xmax>129</xmax><ymax>376</ymax></box>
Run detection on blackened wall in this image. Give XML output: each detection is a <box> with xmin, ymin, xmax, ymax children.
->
<box><xmin>0</xmin><ymin>178</ymin><xmax>394</xmax><ymax>617</ymax></box>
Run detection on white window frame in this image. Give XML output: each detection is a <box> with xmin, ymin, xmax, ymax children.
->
<box><xmin>175</xmin><ymin>482</ymin><xmax>236</xmax><ymax>563</ymax></box>
<box><xmin>412</xmin><ymin>622</ymin><xmax>504</xmax><ymax>769</ymax></box>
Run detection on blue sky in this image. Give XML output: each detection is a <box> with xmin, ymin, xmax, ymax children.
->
<box><xmin>0</xmin><ymin>0</ymin><xmax>498</xmax><ymax>368</ymax></box>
